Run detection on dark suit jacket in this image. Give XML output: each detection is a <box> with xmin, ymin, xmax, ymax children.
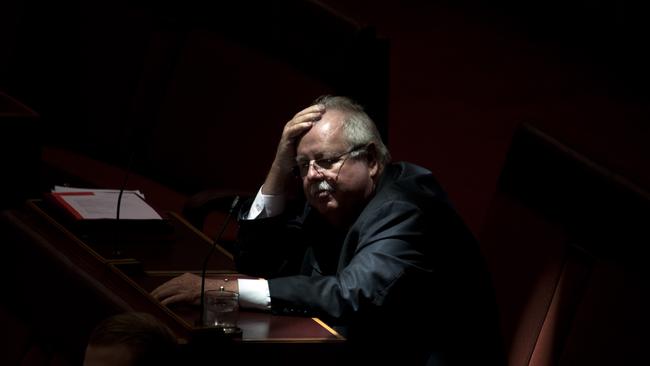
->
<box><xmin>236</xmin><ymin>162</ymin><xmax>505</xmax><ymax>365</ymax></box>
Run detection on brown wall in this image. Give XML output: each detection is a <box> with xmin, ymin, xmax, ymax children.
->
<box><xmin>318</xmin><ymin>0</ymin><xmax>650</xmax><ymax>233</ymax></box>
<box><xmin>2</xmin><ymin>1</ymin><xmax>647</xmax><ymax>234</ymax></box>
<box><xmin>1</xmin><ymin>0</ymin><xmax>388</xmax><ymax>197</ymax></box>
<box><xmin>2</xmin><ymin>1</ymin><xmax>649</xmax><ymax>365</ymax></box>
<box><xmin>315</xmin><ymin>4</ymin><xmax>650</xmax><ymax>363</ymax></box>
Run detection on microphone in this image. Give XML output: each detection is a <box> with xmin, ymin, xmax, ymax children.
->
<box><xmin>198</xmin><ymin>195</ymin><xmax>240</xmax><ymax>327</ymax></box>
<box><xmin>114</xmin><ymin>150</ymin><xmax>136</xmax><ymax>258</ymax></box>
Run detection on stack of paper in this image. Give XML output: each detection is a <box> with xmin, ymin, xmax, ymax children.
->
<box><xmin>49</xmin><ymin>186</ymin><xmax>162</xmax><ymax>220</ymax></box>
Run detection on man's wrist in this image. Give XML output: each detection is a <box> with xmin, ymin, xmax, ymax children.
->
<box><xmin>246</xmin><ymin>186</ymin><xmax>286</xmax><ymax>219</ymax></box>
<box><xmin>238</xmin><ymin>278</ymin><xmax>271</xmax><ymax>310</ymax></box>
<box><xmin>208</xmin><ymin>277</ymin><xmax>238</xmax><ymax>293</ymax></box>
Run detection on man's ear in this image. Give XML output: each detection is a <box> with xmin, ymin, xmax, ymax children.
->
<box><xmin>366</xmin><ymin>143</ymin><xmax>380</xmax><ymax>178</ymax></box>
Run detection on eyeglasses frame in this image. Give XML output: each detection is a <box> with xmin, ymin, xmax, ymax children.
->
<box><xmin>295</xmin><ymin>145</ymin><xmax>368</xmax><ymax>178</ymax></box>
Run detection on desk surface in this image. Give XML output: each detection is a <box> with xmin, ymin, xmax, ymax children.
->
<box><xmin>4</xmin><ymin>200</ymin><xmax>343</xmax><ymax>344</ymax></box>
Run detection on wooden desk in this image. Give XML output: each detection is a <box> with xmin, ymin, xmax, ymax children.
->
<box><xmin>0</xmin><ymin>199</ymin><xmax>343</xmax><ymax>364</ymax></box>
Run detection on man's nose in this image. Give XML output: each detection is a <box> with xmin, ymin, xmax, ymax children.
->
<box><xmin>305</xmin><ymin>161</ymin><xmax>324</xmax><ymax>180</ymax></box>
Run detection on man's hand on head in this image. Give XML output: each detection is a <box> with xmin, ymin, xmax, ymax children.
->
<box><xmin>263</xmin><ymin>104</ymin><xmax>324</xmax><ymax>195</ymax></box>
<box><xmin>275</xmin><ymin>104</ymin><xmax>324</xmax><ymax>171</ymax></box>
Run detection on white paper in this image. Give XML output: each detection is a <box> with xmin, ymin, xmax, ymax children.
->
<box><xmin>53</xmin><ymin>185</ymin><xmax>145</xmax><ymax>199</ymax></box>
<box><xmin>52</xmin><ymin>191</ymin><xmax>162</xmax><ymax>220</ymax></box>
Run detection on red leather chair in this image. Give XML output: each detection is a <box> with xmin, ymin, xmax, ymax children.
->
<box><xmin>479</xmin><ymin>123</ymin><xmax>649</xmax><ymax>365</ymax></box>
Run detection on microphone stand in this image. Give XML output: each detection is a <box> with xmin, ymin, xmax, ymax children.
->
<box><xmin>198</xmin><ymin>195</ymin><xmax>240</xmax><ymax>328</ymax></box>
<box><xmin>114</xmin><ymin>151</ymin><xmax>135</xmax><ymax>259</ymax></box>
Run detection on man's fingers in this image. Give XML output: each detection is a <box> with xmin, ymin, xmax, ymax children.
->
<box><xmin>151</xmin><ymin>284</ymin><xmax>166</xmax><ymax>299</ymax></box>
<box><xmin>151</xmin><ymin>283</ymin><xmax>172</xmax><ymax>297</ymax></box>
<box><xmin>160</xmin><ymin>293</ymin><xmax>189</xmax><ymax>306</ymax></box>
<box><xmin>289</xmin><ymin>106</ymin><xmax>324</xmax><ymax>126</ymax></box>
<box><xmin>151</xmin><ymin>273</ymin><xmax>192</xmax><ymax>299</ymax></box>
<box><xmin>293</xmin><ymin>104</ymin><xmax>324</xmax><ymax>120</ymax></box>
<box><xmin>285</xmin><ymin>120</ymin><xmax>314</xmax><ymax>139</ymax></box>
<box><xmin>282</xmin><ymin>104</ymin><xmax>325</xmax><ymax>141</ymax></box>
<box><xmin>296</xmin><ymin>111</ymin><xmax>324</xmax><ymax>123</ymax></box>
<box><xmin>151</xmin><ymin>284</ymin><xmax>178</xmax><ymax>301</ymax></box>
<box><xmin>153</xmin><ymin>284</ymin><xmax>197</xmax><ymax>306</ymax></box>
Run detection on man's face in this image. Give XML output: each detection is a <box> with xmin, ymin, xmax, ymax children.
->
<box><xmin>296</xmin><ymin>109</ymin><xmax>378</xmax><ymax>226</ymax></box>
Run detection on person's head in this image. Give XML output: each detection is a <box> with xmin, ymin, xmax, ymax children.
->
<box><xmin>296</xmin><ymin>95</ymin><xmax>391</xmax><ymax>227</ymax></box>
<box><xmin>84</xmin><ymin>312</ymin><xmax>178</xmax><ymax>366</ymax></box>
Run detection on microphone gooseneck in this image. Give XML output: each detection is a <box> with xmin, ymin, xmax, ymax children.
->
<box><xmin>198</xmin><ymin>195</ymin><xmax>240</xmax><ymax>327</ymax></box>
<box><xmin>114</xmin><ymin>151</ymin><xmax>136</xmax><ymax>258</ymax></box>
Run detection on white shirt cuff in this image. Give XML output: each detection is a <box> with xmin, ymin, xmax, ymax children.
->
<box><xmin>237</xmin><ymin>278</ymin><xmax>271</xmax><ymax>311</ymax></box>
<box><xmin>245</xmin><ymin>186</ymin><xmax>286</xmax><ymax>219</ymax></box>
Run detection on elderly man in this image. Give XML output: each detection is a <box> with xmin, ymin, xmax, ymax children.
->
<box><xmin>153</xmin><ymin>96</ymin><xmax>504</xmax><ymax>365</ymax></box>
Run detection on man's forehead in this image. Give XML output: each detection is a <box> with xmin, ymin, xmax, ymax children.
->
<box><xmin>316</xmin><ymin>118</ymin><xmax>343</xmax><ymax>137</ymax></box>
<box><xmin>298</xmin><ymin>110</ymin><xmax>347</xmax><ymax>153</ymax></box>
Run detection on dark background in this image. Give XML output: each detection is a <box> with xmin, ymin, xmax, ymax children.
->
<box><xmin>1</xmin><ymin>1</ymin><xmax>649</xmax><ymax>365</ymax></box>
<box><xmin>1</xmin><ymin>0</ymin><xmax>648</xmax><ymax>234</ymax></box>
<box><xmin>319</xmin><ymin>0</ymin><xmax>650</xmax><ymax>233</ymax></box>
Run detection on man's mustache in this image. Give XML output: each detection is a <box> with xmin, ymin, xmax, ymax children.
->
<box><xmin>310</xmin><ymin>180</ymin><xmax>335</xmax><ymax>195</ymax></box>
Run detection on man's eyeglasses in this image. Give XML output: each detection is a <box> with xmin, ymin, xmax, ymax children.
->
<box><xmin>295</xmin><ymin>145</ymin><xmax>367</xmax><ymax>177</ymax></box>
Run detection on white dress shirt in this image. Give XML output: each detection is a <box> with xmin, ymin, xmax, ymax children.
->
<box><xmin>235</xmin><ymin>187</ymin><xmax>285</xmax><ymax>310</ymax></box>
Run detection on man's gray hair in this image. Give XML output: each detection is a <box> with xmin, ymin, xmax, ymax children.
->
<box><xmin>312</xmin><ymin>95</ymin><xmax>391</xmax><ymax>166</ymax></box>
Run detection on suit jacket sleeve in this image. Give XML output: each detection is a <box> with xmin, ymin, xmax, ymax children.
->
<box><xmin>264</xmin><ymin>197</ymin><xmax>437</xmax><ymax>322</ymax></box>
